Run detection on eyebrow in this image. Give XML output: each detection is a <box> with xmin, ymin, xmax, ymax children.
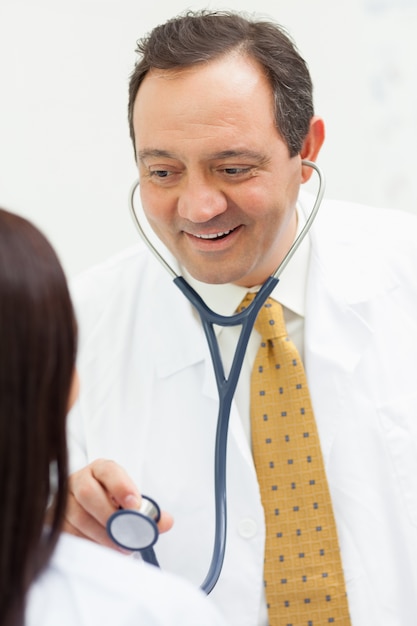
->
<box><xmin>210</xmin><ymin>150</ymin><xmax>267</xmax><ymax>163</ymax></box>
<box><xmin>138</xmin><ymin>149</ymin><xmax>175</xmax><ymax>162</ymax></box>
<box><xmin>138</xmin><ymin>148</ymin><xmax>267</xmax><ymax>163</ymax></box>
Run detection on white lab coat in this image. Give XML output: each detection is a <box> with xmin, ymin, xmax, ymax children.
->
<box><xmin>26</xmin><ymin>533</ymin><xmax>228</xmax><ymax>625</ymax></box>
<box><xmin>69</xmin><ymin>192</ymin><xmax>417</xmax><ymax>626</ymax></box>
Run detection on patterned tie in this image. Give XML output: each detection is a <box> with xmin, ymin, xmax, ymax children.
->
<box><xmin>238</xmin><ymin>294</ymin><xmax>351</xmax><ymax>626</ymax></box>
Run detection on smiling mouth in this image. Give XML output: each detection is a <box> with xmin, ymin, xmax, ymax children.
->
<box><xmin>193</xmin><ymin>228</ymin><xmax>236</xmax><ymax>241</ymax></box>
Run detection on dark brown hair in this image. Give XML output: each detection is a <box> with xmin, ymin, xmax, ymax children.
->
<box><xmin>0</xmin><ymin>208</ymin><xmax>77</xmax><ymax>626</ymax></box>
<box><xmin>128</xmin><ymin>10</ymin><xmax>314</xmax><ymax>158</ymax></box>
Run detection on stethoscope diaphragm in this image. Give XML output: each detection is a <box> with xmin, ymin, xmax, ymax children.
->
<box><xmin>107</xmin><ymin>495</ymin><xmax>160</xmax><ymax>552</ymax></box>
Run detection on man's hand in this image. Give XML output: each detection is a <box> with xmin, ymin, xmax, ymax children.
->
<box><xmin>62</xmin><ymin>459</ymin><xmax>173</xmax><ymax>550</ymax></box>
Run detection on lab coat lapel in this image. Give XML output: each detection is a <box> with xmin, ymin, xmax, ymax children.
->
<box><xmin>151</xmin><ymin>268</ymin><xmax>220</xmax><ymax>400</ymax></box>
<box><xmin>151</xmin><ymin>261</ymin><xmax>253</xmax><ymax>464</ymax></box>
<box><xmin>302</xmin><ymin>195</ymin><xmax>397</xmax><ymax>461</ymax></box>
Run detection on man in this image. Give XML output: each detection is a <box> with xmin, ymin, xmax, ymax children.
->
<box><xmin>66</xmin><ymin>10</ymin><xmax>417</xmax><ymax>626</ymax></box>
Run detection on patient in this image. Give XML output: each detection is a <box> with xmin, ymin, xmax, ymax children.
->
<box><xmin>0</xmin><ymin>208</ymin><xmax>227</xmax><ymax>626</ymax></box>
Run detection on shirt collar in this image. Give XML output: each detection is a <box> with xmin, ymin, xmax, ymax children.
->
<box><xmin>182</xmin><ymin>204</ymin><xmax>310</xmax><ymax>319</ymax></box>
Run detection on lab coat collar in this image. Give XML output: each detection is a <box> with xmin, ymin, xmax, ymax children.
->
<box><xmin>299</xmin><ymin>190</ymin><xmax>398</xmax><ymax>306</ymax></box>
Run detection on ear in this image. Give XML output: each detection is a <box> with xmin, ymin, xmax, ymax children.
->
<box><xmin>67</xmin><ymin>369</ymin><xmax>80</xmax><ymax>412</ymax></box>
<box><xmin>300</xmin><ymin>116</ymin><xmax>325</xmax><ymax>183</ymax></box>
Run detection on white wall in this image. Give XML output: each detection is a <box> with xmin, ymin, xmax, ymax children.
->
<box><xmin>1</xmin><ymin>0</ymin><xmax>416</xmax><ymax>277</ymax></box>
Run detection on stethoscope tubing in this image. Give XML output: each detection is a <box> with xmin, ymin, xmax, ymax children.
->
<box><xmin>127</xmin><ymin>160</ymin><xmax>325</xmax><ymax>593</ymax></box>
<box><xmin>128</xmin><ymin>160</ymin><xmax>324</xmax><ymax>283</ymax></box>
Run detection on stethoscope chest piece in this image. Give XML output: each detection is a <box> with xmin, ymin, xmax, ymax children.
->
<box><xmin>107</xmin><ymin>495</ymin><xmax>160</xmax><ymax>552</ymax></box>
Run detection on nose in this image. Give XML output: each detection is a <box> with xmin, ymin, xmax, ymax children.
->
<box><xmin>177</xmin><ymin>175</ymin><xmax>228</xmax><ymax>223</ymax></box>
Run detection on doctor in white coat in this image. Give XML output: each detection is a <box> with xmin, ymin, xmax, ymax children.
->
<box><xmin>65</xmin><ymin>10</ymin><xmax>417</xmax><ymax>626</ymax></box>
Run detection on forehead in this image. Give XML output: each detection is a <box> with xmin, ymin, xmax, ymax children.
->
<box><xmin>138</xmin><ymin>50</ymin><xmax>271</xmax><ymax>90</ymax></box>
<box><xmin>132</xmin><ymin>53</ymin><xmax>277</xmax><ymax>151</ymax></box>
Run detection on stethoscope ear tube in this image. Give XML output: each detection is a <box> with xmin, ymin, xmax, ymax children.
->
<box><xmin>128</xmin><ymin>159</ymin><xmax>325</xmax><ymax>281</ymax></box>
<box><xmin>273</xmin><ymin>160</ymin><xmax>325</xmax><ymax>278</ymax></box>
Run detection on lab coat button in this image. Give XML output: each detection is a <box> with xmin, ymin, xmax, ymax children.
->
<box><xmin>237</xmin><ymin>518</ymin><xmax>258</xmax><ymax>539</ymax></box>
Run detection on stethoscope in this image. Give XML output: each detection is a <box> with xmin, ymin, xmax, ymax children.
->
<box><xmin>107</xmin><ymin>159</ymin><xmax>325</xmax><ymax>593</ymax></box>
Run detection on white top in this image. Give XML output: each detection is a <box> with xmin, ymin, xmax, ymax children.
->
<box><xmin>26</xmin><ymin>533</ymin><xmax>228</xmax><ymax>626</ymax></box>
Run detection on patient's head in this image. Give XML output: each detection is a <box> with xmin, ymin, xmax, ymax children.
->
<box><xmin>0</xmin><ymin>208</ymin><xmax>77</xmax><ymax>626</ymax></box>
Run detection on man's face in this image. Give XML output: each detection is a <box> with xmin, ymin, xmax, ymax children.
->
<box><xmin>133</xmin><ymin>53</ymin><xmax>304</xmax><ymax>287</ymax></box>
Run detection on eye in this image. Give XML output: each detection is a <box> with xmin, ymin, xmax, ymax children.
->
<box><xmin>149</xmin><ymin>169</ymin><xmax>171</xmax><ymax>178</ymax></box>
<box><xmin>145</xmin><ymin>167</ymin><xmax>182</xmax><ymax>187</ymax></box>
<box><xmin>220</xmin><ymin>165</ymin><xmax>253</xmax><ymax>178</ymax></box>
<box><xmin>222</xmin><ymin>167</ymin><xmax>251</xmax><ymax>176</ymax></box>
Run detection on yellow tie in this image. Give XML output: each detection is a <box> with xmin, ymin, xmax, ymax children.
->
<box><xmin>239</xmin><ymin>294</ymin><xmax>351</xmax><ymax>626</ymax></box>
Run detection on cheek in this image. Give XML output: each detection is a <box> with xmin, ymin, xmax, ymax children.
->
<box><xmin>249</xmin><ymin>173</ymin><xmax>299</xmax><ymax>218</ymax></box>
<box><xmin>242</xmin><ymin>186</ymin><xmax>297</xmax><ymax>248</ymax></box>
<box><xmin>139</xmin><ymin>186</ymin><xmax>172</xmax><ymax>226</ymax></box>
<box><xmin>235</xmin><ymin>185</ymin><xmax>282</xmax><ymax>224</ymax></box>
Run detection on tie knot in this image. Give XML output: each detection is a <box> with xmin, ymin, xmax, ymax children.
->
<box><xmin>238</xmin><ymin>293</ymin><xmax>287</xmax><ymax>341</ymax></box>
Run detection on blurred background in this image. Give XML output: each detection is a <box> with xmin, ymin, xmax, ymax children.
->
<box><xmin>1</xmin><ymin>0</ymin><xmax>416</xmax><ymax>277</ymax></box>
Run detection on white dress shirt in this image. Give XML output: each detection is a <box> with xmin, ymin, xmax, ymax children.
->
<box><xmin>184</xmin><ymin>208</ymin><xmax>310</xmax><ymax>444</ymax></box>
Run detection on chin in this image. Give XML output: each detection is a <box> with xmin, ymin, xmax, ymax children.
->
<box><xmin>182</xmin><ymin>264</ymin><xmax>229</xmax><ymax>285</ymax></box>
<box><xmin>191</xmin><ymin>271</ymin><xmax>231</xmax><ymax>285</ymax></box>
<box><xmin>182</xmin><ymin>258</ymin><xmax>260</xmax><ymax>287</ymax></box>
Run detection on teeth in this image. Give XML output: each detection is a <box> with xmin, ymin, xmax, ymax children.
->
<box><xmin>195</xmin><ymin>229</ymin><xmax>233</xmax><ymax>240</ymax></box>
